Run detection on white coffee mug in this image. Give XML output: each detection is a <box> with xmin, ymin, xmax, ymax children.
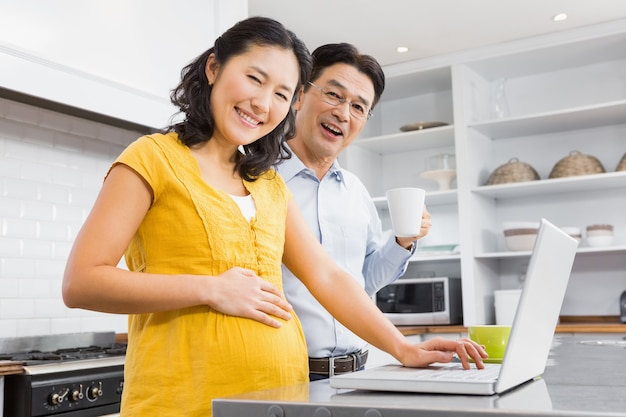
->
<box><xmin>494</xmin><ymin>289</ymin><xmax>522</xmax><ymax>325</ymax></box>
<box><xmin>385</xmin><ymin>187</ymin><xmax>426</xmax><ymax>237</ymax></box>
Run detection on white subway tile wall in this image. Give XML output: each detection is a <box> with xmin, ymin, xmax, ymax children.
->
<box><xmin>0</xmin><ymin>97</ymin><xmax>144</xmax><ymax>337</ymax></box>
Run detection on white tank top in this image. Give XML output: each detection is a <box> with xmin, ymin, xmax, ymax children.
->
<box><xmin>229</xmin><ymin>194</ymin><xmax>256</xmax><ymax>222</ymax></box>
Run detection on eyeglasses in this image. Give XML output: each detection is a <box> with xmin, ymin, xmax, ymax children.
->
<box><xmin>308</xmin><ymin>82</ymin><xmax>372</xmax><ymax>120</ymax></box>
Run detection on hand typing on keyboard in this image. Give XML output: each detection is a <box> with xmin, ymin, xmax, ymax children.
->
<box><xmin>395</xmin><ymin>336</ymin><xmax>488</xmax><ymax>370</ymax></box>
<box><xmin>411</xmin><ymin>362</ymin><xmax>501</xmax><ymax>381</ymax></box>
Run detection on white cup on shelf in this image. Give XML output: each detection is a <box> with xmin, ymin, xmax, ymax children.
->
<box><xmin>494</xmin><ymin>289</ymin><xmax>522</xmax><ymax>325</ymax></box>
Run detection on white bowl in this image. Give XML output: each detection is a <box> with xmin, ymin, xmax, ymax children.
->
<box><xmin>586</xmin><ymin>235</ymin><xmax>614</xmax><ymax>247</ymax></box>
<box><xmin>586</xmin><ymin>224</ymin><xmax>614</xmax><ymax>237</ymax></box>
<box><xmin>503</xmin><ymin>222</ymin><xmax>539</xmax><ymax>251</ymax></box>
<box><xmin>504</xmin><ymin>234</ymin><xmax>537</xmax><ymax>251</ymax></box>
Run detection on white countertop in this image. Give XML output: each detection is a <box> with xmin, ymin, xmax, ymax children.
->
<box><xmin>213</xmin><ymin>334</ymin><xmax>626</xmax><ymax>417</ymax></box>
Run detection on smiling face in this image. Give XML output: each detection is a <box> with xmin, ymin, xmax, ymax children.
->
<box><xmin>291</xmin><ymin>63</ymin><xmax>375</xmax><ymax>170</ymax></box>
<box><xmin>205</xmin><ymin>44</ymin><xmax>300</xmax><ymax>148</ymax></box>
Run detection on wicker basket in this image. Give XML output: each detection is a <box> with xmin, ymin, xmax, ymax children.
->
<box><xmin>616</xmin><ymin>153</ymin><xmax>626</xmax><ymax>172</ymax></box>
<box><xmin>548</xmin><ymin>151</ymin><xmax>605</xmax><ymax>179</ymax></box>
<box><xmin>486</xmin><ymin>158</ymin><xmax>540</xmax><ymax>185</ymax></box>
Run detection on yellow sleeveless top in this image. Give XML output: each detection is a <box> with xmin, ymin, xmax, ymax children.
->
<box><xmin>114</xmin><ymin>133</ymin><xmax>308</xmax><ymax>416</ymax></box>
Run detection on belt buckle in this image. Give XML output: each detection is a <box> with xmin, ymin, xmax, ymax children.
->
<box><xmin>351</xmin><ymin>352</ymin><xmax>358</xmax><ymax>371</ymax></box>
<box><xmin>328</xmin><ymin>356</ymin><xmax>335</xmax><ymax>377</ymax></box>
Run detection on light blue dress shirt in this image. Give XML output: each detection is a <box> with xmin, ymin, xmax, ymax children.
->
<box><xmin>277</xmin><ymin>150</ymin><xmax>415</xmax><ymax>358</ymax></box>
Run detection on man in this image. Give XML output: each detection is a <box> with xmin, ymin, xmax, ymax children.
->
<box><xmin>277</xmin><ymin>43</ymin><xmax>431</xmax><ymax>381</ymax></box>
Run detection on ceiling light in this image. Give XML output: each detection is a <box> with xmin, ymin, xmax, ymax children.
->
<box><xmin>553</xmin><ymin>13</ymin><xmax>567</xmax><ymax>22</ymax></box>
<box><xmin>396</xmin><ymin>46</ymin><xmax>409</xmax><ymax>54</ymax></box>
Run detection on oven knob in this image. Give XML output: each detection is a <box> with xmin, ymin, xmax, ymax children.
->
<box><xmin>48</xmin><ymin>393</ymin><xmax>61</xmax><ymax>406</ymax></box>
<box><xmin>48</xmin><ymin>388</ymin><xmax>69</xmax><ymax>406</ymax></box>
<box><xmin>87</xmin><ymin>382</ymin><xmax>103</xmax><ymax>400</ymax></box>
<box><xmin>71</xmin><ymin>385</ymin><xmax>84</xmax><ymax>402</ymax></box>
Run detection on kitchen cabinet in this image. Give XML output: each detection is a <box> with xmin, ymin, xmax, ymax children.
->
<box><xmin>0</xmin><ymin>1</ymin><xmax>247</xmax><ymax>129</ymax></box>
<box><xmin>340</xmin><ymin>21</ymin><xmax>626</xmax><ymax>325</ymax></box>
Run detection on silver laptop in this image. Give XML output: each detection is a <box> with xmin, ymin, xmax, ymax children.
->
<box><xmin>330</xmin><ymin>218</ymin><xmax>578</xmax><ymax>395</ymax></box>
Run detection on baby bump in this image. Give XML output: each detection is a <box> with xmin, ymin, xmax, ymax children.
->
<box><xmin>123</xmin><ymin>307</ymin><xmax>308</xmax><ymax>415</ymax></box>
<box><xmin>214</xmin><ymin>312</ymin><xmax>306</xmax><ymax>366</ymax></box>
<box><xmin>178</xmin><ymin>307</ymin><xmax>310</xmax><ymax>390</ymax></box>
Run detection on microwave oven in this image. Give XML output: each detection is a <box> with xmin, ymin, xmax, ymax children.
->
<box><xmin>375</xmin><ymin>277</ymin><xmax>463</xmax><ymax>326</ymax></box>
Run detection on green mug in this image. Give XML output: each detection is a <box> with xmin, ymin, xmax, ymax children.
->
<box><xmin>468</xmin><ymin>325</ymin><xmax>512</xmax><ymax>360</ymax></box>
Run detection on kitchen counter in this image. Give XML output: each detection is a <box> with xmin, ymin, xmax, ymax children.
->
<box><xmin>0</xmin><ymin>361</ymin><xmax>23</xmax><ymax>376</ymax></box>
<box><xmin>213</xmin><ymin>333</ymin><xmax>626</xmax><ymax>417</ymax></box>
<box><xmin>397</xmin><ymin>316</ymin><xmax>626</xmax><ymax>336</ymax></box>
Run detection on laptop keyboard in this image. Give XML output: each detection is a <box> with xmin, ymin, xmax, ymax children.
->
<box><xmin>411</xmin><ymin>363</ymin><xmax>501</xmax><ymax>381</ymax></box>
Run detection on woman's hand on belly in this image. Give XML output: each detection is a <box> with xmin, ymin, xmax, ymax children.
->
<box><xmin>204</xmin><ymin>267</ymin><xmax>293</xmax><ymax>328</ymax></box>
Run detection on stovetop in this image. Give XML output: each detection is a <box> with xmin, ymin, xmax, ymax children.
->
<box><xmin>0</xmin><ymin>331</ymin><xmax>126</xmax><ymax>367</ymax></box>
<box><xmin>0</xmin><ymin>343</ymin><xmax>127</xmax><ymax>366</ymax></box>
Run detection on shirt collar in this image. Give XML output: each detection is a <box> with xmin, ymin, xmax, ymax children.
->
<box><xmin>279</xmin><ymin>143</ymin><xmax>345</xmax><ymax>184</ymax></box>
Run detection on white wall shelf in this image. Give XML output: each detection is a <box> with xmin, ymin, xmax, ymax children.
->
<box><xmin>468</xmin><ymin>100</ymin><xmax>626</xmax><ymax>139</ymax></box>
<box><xmin>410</xmin><ymin>254</ymin><xmax>461</xmax><ymax>262</ymax></box>
<box><xmin>478</xmin><ymin>245</ymin><xmax>626</xmax><ymax>259</ymax></box>
<box><xmin>354</xmin><ymin>125</ymin><xmax>454</xmax><ymax>153</ymax></box>
<box><xmin>472</xmin><ymin>171</ymin><xmax>626</xmax><ymax>199</ymax></box>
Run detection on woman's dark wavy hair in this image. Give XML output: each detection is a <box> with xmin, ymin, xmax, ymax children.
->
<box><xmin>307</xmin><ymin>43</ymin><xmax>385</xmax><ymax>109</ymax></box>
<box><xmin>168</xmin><ymin>16</ymin><xmax>311</xmax><ymax>181</ymax></box>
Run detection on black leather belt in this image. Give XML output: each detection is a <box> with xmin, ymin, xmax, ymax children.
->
<box><xmin>308</xmin><ymin>350</ymin><xmax>368</xmax><ymax>376</ymax></box>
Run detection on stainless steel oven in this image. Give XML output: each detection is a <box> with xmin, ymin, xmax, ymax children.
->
<box><xmin>1</xmin><ymin>332</ymin><xmax>125</xmax><ymax>417</ymax></box>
